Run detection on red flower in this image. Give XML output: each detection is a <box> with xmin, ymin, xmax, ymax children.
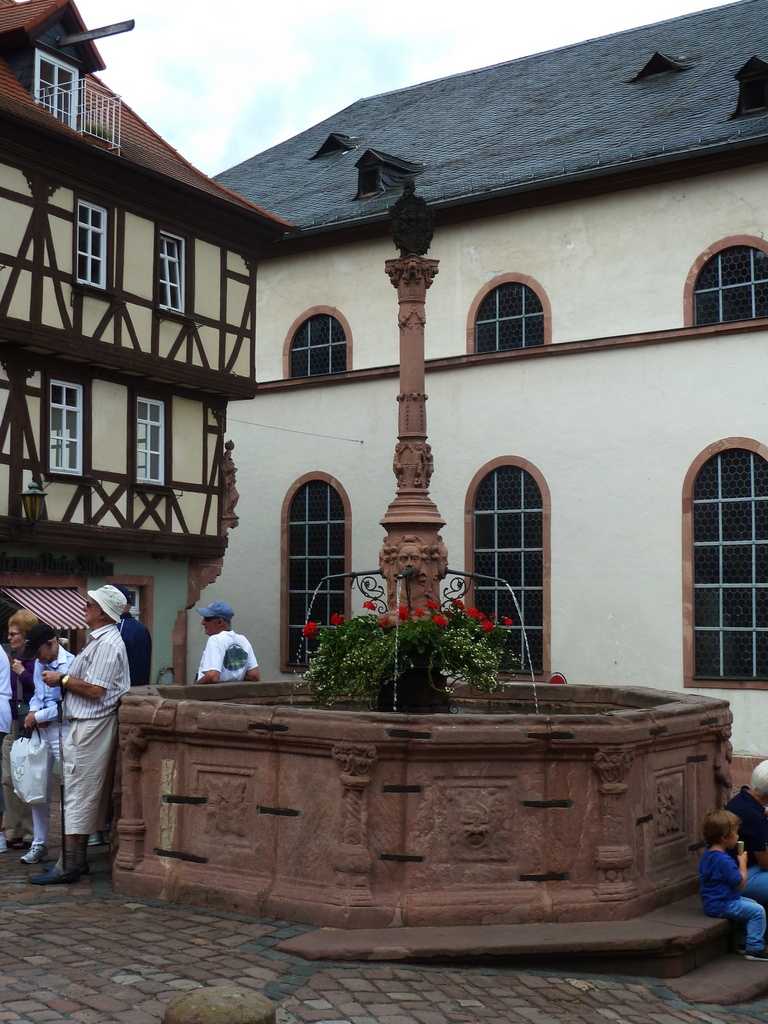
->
<box><xmin>398</xmin><ymin>606</ymin><xmax>410</xmax><ymax>621</ymax></box>
<box><xmin>467</xmin><ymin>607</ymin><xmax>484</xmax><ymax>620</ymax></box>
<box><xmin>452</xmin><ymin>599</ymin><xmax>465</xmax><ymax>610</ymax></box>
<box><xmin>302</xmin><ymin>621</ymin><xmax>318</xmax><ymax>639</ymax></box>
<box><xmin>379</xmin><ymin>618</ymin><xmax>389</xmax><ymax>627</ymax></box>
<box><xmin>503</xmin><ymin>617</ymin><xmax>514</xmax><ymax>626</ymax></box>
<box><xmin>413</xmin><ymin>608</ymin><xmax>425</xmax><ymax>617</ymax></box>
<box><xmin>363</xmin><ymin>601</ymin><xmax>376</xmax><ymax>611</ymax></box>
<box><xmin>482</xmin><ymin>620</ymin><xmax>495</xmax><ymax>632</ymax></box>
<box><xmin>426</xmin><ymin>599</ymin><xmax>440</xmax><ymax>610</ymax></box>
<box><xmin>330</xmin><ymin>612</ymin><xmax>345</xmax><ymax>626</ymax></box>
<box><xmin>432</xmin><ymin>614</ymin><xmax>448</xmax><ymax>627</ymax></box>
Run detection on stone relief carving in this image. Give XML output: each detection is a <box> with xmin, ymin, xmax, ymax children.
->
<box><xmin>220</xmin><ymin>439</ymin><xmax>240</xmax><ymax>537</ymax></box>
<box><xmin>385</xmin><ymin>254</ymin><xmax>439</xmax><ymax>294</ymax></box>
<box><xmin>393</xmin><ymin>439</ymin><xmax>433</xmax><ymax>489</ymax></box>
<box><xmin>330</xmin><ymin>743</ymin><xmax>378</xmax><ymax>903</ymax></box>
<box><xmin>378</xmin><ymin>533</ymin><xmax>448</xmax><ymax>611</ymax></box>
<box><xmin>205</xmin><ymin>775</ymin><xmax>248</xmax><ymax>837</ymax></box>
<box><xmin>396</xmin><ymin>393</ymin><xmax>427</xmax><ymax>435</ymax></box>
<box><xmin>656</xmin><ymin>774</ymin><xmax>683</xmax><ymax>838</ymax></box>
<box><xmin>332</xmin><ymin>742</ymin><xmax>378</xmax><ymax>786</ymax></box>
<box><xmin>714</xmin><ymin>729</ymin><xmax>734</xmax><ymax>807</ymax></box>
<box><xmin>115</xmin><ymin>726</ymin><xmax>149</xmax><ymax>871</ymax></box>
<box><xmin>592</xmin><ymin>748</ymin><xmax>634</xmax><ymax>794</ymax></box>
<box><xmin>390</xmin><ymin>178</ymin><xmax>434</xmax><ymax>257</ymax></box>
<box><xmin>414</xmin><ymin>783</ymin><xmax>515</xmax><ymax>865</ymax></box>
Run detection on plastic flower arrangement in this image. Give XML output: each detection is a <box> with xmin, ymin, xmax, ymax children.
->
<box><xmin>303</xmin><ymin>598</ymin><xmax>519</xmax><ymax>706</ymax></box>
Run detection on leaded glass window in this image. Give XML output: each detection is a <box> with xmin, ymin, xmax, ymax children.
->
<box><xmin>693</xmin><ymin>449</ymin><xmax>768</xmax><ymax>678</ymax></box>
<box><xmin>287</xmin><ymin>481</ymin><xmax>346</xmax><ymax>665</ymax></box>
<box><xmin>694</xmin><ymin>246</ymin><xmax>768</xmax><ymax>325</ymax></box>
<box><xmin>290</xmin><ymin>315</ymin><xmax>347</xmax><ymax>377</ymax></box>
<box><xmin>473</xmin><ymin>466</ymin><xmax>544</xmax><ymax>672</ymax></box>
<box><xmin>475</xmin><ymin>283</ymin><xmax>545</xmax><ymax>353</ymax></box>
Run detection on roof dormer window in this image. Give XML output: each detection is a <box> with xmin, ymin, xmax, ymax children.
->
<box><xmin>633</xmin><ymin>52</ymin><xmax>691</xmax><ymax>80</ymax></box>
<box><xmin>735</xmin><ymin>57</ymin><xmax>768</xmax><ymax>115</ymax></box>
<box><xmin>354</xmin><ymin>150</ymin><xmax>423</xmax><ymax>199</ymax></box>
<box><xmin>35</xmin><ymin>50</ymin><xmax>79</xmax><ymax>127</ymax></box>
<box><xmin>311</xmin><ymin>133</ymin><xmax>357</xmax><ymax>159</ymax></box>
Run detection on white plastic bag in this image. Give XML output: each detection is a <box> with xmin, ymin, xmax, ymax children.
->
<box><xmin>10</xmin><ymin>729</ymin><xmax>49</xmax><ymax>804</ymax></box>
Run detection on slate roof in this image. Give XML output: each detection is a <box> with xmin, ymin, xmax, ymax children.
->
<box><xmin>216</xmin><ymin>0</ymin><xmax>768</xmax><ymax>232</ymax></box>
<box><xmin>0</xmin><ymin>0</ymin><xmax>291</xmax><ymax>228</ymax></box>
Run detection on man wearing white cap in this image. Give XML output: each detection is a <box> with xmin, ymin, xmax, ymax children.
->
<box><xmin>30</xmin><ymin>584</ymin><xmax>130</xmax><ymax>885</ymax></box>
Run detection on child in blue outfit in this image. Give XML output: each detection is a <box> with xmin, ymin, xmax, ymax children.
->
<box><xmin>699</xmin><ymin>809</ymin><xmax>768</xmax><ymax>960</ymax></box>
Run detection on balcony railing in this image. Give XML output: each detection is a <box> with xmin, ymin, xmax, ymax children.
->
<box><xmin>36</xmin><ymin>79</ymin><xmax>122</xmax><ymax>153</ymax></box>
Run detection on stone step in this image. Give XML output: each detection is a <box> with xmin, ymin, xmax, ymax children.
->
<box><xmin>278</xmin><ymin>895</ymin><xmax>741</xmax><ymax>981</ymax></box>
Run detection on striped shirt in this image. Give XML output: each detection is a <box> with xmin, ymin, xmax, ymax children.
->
<box><xmin>64</xmin><ymin>623</ymin><xmax>130</xmax><ymax>720</ymax></box>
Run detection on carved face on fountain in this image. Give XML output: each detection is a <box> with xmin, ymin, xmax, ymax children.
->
<box><xmin>398</xmin><ymin>541</ymin><xmax>425</xmax><ymax>577</ymax></box>
<box><xmin>461</xmin><ymin>803</ymin><xmax>490</xmax><ymax>847</ymax></box>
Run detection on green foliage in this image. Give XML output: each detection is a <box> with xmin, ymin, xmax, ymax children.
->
<box><xmin>303</xmin><ymin>600</ymin><xmax>519</xmax><ymax>705</ymax></box>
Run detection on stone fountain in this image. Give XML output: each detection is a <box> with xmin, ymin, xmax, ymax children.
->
<box><xmin>113</xmin><ymin>186</ymin><xmax>733</xmax><ymax>929</ymax></box>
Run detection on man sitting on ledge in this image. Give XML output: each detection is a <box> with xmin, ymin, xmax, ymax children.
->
<box><xmin>194</xmin><ymin>601</ymin><xmax>260</xmax><ymax>685</ymax></box>
<box><xmin>726</xmin><ymin>761</ymin><xmax>768</xmax><ymax>909</ymax></box>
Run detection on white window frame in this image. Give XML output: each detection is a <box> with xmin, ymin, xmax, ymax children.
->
<box><xmin>76</xmin><ymin>201</ymin><xmax>107</xmax><ymax>288</ymax></box>
<box><xmin>136</xmin><ymin>398</ymin><xmax>165</xmax><ymax>485</ymax></box>
<box><xmin>49</xmin><ymin>380</ymin><xmax>83</xmax><ymax>475</ymax></box>
<box><xmin>158</xmin><ymin>232</ymin><xmax>185</xmax><ymax>312</ymax></box>
<box><xmin>35</xmin><ymin>50</ymin><xmax>79</xmax><ymax>128</ymax></box>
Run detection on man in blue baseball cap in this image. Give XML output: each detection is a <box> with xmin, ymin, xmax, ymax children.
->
<box><xmin>194</xmin><ymin>601</ymin><xmax>260</xmax><ymax>685</ymax></box>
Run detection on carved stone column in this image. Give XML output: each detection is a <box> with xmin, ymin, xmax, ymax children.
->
<box><xmin>592</xmin><ymin>747</ymin><xmax>638</xmax><ymax>901</ymax></box>
<box><xmin>114</xmin><ymin>726</ymin><xmax>149</xmax><ymax>871</ymax></box>
<box><xmin>379</xmin><ymin>184</ymin><xmax>447</xmax><ymax>614</ymax></box>
<box><xmin>330</xmin><ymin>742</ymin><xmax>378</xmax><ymax>906</ymax></box>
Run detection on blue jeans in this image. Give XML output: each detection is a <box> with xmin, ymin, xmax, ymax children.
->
<box><xmin>742</xmin><ymin>864</ymin><xmax>768</xmax><ymax>909</ymax></box>
<box><xmin>722</xmin><ymin>895</ymin><xmax>766</xmax><ymax>951</ymax></box>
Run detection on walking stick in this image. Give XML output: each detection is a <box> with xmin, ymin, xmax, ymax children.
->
<box><xmin>56</xmin><ymin>698</ymin><xmax>65</xmax><ymax>847</ymax></box>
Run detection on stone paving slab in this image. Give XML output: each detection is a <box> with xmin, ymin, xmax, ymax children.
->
<box><xmin>2</xmin><ymin>842</ymin><xmax>768</xmax><ymax>1023</ymax></box>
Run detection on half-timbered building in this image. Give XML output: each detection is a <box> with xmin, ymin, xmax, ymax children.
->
<box><xmin>0</xmin><ymin>0</ymin><xmax>288</xmax><ymax>679</ymax></box>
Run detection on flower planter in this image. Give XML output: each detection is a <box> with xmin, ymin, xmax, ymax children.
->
<box><xmin>376</xmin><ymin>659</ymin><xmax>449</xmax><ymax>713</ymax></box>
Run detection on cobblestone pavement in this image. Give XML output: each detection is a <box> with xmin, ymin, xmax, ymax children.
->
<box><xmin>1</xmin><ymin>850</ymin><xmax>768</xmax><ymax>1024</ymax></box>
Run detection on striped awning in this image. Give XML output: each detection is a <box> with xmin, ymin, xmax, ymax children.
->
<box><xmin>1</xmin><ymin>587</ymin><xmax>87</xmax><ymax>629</ymax></box>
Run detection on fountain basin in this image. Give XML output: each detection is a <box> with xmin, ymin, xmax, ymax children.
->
<box><xmin>114</xmin><ymin>682</ymin><xmax>732</xmax><ymax>929</ymax></box>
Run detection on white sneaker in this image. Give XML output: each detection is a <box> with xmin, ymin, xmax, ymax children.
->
<box><xmin>0</xmin><ymin>833</ymin><xmax>7</xmax><ymax>853</ymax></box>
<box><xmin>20</xmin><ymin>842</ymin><xmax>48</xmax><ymax>864</ymax></box>
<box><xmin>88</xmin><ymin>831</ymin><xmax>105</xmax><ymax>846</ymax></box>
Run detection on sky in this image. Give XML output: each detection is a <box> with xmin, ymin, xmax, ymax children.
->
<box><xmin>74</xmin><ymin>0</ymin><xmax>739</xmax><ymax>179</ymax></box>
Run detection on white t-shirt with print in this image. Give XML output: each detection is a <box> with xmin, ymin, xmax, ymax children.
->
<box><xmin>197</xmin><ymin>630</ymin><xmax>258</xmax><ymax>682</ymax></box>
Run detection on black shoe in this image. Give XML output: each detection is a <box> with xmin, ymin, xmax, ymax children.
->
<box><xmin>745</xmin><ymin>948</ymin><xmax>768</xmax><ymax>961</ymax></box>
<box><xmin>29</xmin><ymin>864</ymin><xmax>82</xmax><ymax>885</ymax></box>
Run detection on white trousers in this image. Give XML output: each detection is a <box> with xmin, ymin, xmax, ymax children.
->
<box><xmin>30</xmin><ymin>717</ymin><xmax>70</xmax><ymax>847</ymax></box>
<box><xmin>63</xmin><ymin>716</ymin><xmax>118</xmax><ymax>835</ymax></box>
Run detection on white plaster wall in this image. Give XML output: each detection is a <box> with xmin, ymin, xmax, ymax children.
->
<box><xmin>206</xmin><ymin>327</ymin><xmax>768</xmax><ymax>755</ymax></box>
<box><xmin>254</xmin><ymin>164</ymin><xmax>768</xmax><ymax>374</ymax></box>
